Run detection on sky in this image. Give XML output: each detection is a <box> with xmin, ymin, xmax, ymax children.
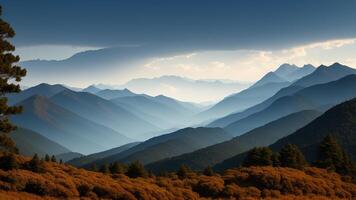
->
<box><xmin>1</xmin><ymin>0</ymin><xmax>356</xmax><ymax>101</ymax></box>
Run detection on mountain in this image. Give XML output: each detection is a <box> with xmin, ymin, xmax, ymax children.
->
<box><xmin>250</xmin><ymin>72</ymin><xmax>287</xmax><ymax>88</ymax></box>
<box><xmin>274</xmin><ymin>63</ymin><xmax>315</xmax><ymax>81</ymax></box>
<box><xmin>208</xmin><ymin>63</ymin><xmax>353</xmax><ymax>128</ymax></box>
<box><xmin>11</xmin><ymin>95</ymin><xmax>133</xmax><ymax>154</ymax></box>
<box><xmin>146</xmin><ymin>110</ymin><xmax>320</xmax><ymax>172</ymax></box>
<box><xmin>85</xmin><ymin>127</ymin><xmax>231</xmax><ymax>168</ymax></box>
<box><xmin>121</xmin><ymin>75</ymin><xmax>251</xmax><ymax>102</ymax></box>
<box><xmin>215</xmin><ymin>98</ymin><xmax>356</xmax><ymax>171</ymax></box>
<box><xmin>55</xmin><ymin>152</ymin><xmax>83</xmax><ymax>162</ymax></box>
<box><xmin>50</xmin><ymin>90</ymin><xmax>160</xmax><ymax>140</ymax></box>
<box><xmin>7</xmin><ymin>83</ymin><xmax>68</xmax><ymax>105</ymax></box>
<box><xmin>292</xmin><ymin>62</ymin><xmax>356</xmax><ymax>87</ymax></box>
<box><xmin>225</xmin><ymin>75</ymin><xmax>356</xmax><ymax>136</ymax></box>
<box><xmin>286</xmin><ymin>64</ymin><xmax>316</xmax><ymax>81</ymax></box>
<box><xmin>198</xmin><ymin>82</ymin><xmax>290</xmax><ymax>121</ymax></box>
<box><xmin>82</xmin><ymin>85</ymin><xmax>102</xmax><ymax>94</ymax></box>
<box><xmin>274</xmin><ymin>63</ymin><xmax>299</xmax><ymax>78</ymax></box>
<box><xmin>67</xmin><ymin>142</ymin><xmax>140</xmax><ymax>167</ymax></box>
<box><xmin>95</xmin><ymin>88</ymin><xmax>136</xmax><ymax>99</ymax></box>
<box><xmin>10</xmin><ymin>127</ymin><xmax>70</xmax><ymax>157</ymax></box>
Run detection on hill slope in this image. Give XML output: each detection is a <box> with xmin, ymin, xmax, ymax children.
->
<box><xmin>51</xmin><ymin>90</ymin><xmax>160</xmax><ymax>140</ymax></box>
<box><xmin>215</xmin><ymin>98</ymin><xmax>356</xmax><ymax>171</ymax></box>
<box><xmin>95</xmin><ymin>88</ymin><xmax>136</xmax><ymax>99</ymax></box>
<box><xmin>10</xmin><ymin>127</ymin><xmax>70</xmax><ymax>157</ymax></box>
<box><xmin>225</xmin><ymin>74</ymin><xmax>356</xmax><ymax>136</ymax></box>
<box><xmin>146</xmin><ymin>110</ymin><xmax>320</xmax><ymax>172</ymax></box>
<box><xmin>11</xmin><ymin>95</ymin><xmax>133</xmax><ymax>154</ymax></box>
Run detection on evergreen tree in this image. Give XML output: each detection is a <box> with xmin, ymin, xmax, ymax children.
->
<box><xmin>59</xmin><ymin>159</ymin><xmax>63</xmax><ymax>164</ymax></box>
<box><xmin>0</xmin><ymin>152</ymin><xmax>18</xmax><ymax>170</ymax></box>
<box><xmin>109</xmin><ymin>162</ymin><xmax>127</xmax><ymax>174</ymax></box>
<box><xmin>0</xmin><ymin>5</ymin><xmax>27</xmax><ymax>152</ymax></box>
<box><xmin>315</xmin><ymin>135</ymin><xmax>355</xmax><ymax>175</ymax></box>
<box><xmin>203</xmin><ymin>165</ymin><xmax>214</xmax><ymax>176</ymax></box>
<box><xmin>272</xmin><ymin>152</ymin><xmax>281</xmax><ymax>167</ymax></box>
<box><xmin>50</xmin><ymin>155</ymin><xmax>56</xmax><ymax>162</ymax></box>
<box><xmin>27</xmin><ymin>154</ymin><xmax>45</xmax><ymax>173</ymax></box>
<box><xmin>279</xmin><ymin>144</ymin><xmax>307</xmax><ymax>169</ymax></box>
<box><xmin>91</xmin><ymin>164</ymin><xmax>98</xmax><ymax>172</ymax></box>
<box><xmin>44</xmin><ymin>154</ymin><xmax>50</xmax><ymax>162</ymax></box>
<box><xmin>99</xmin><ymin>164</ymin><xmax>110</xmax><ymax>174</ymax></box>
<box><xmin>126</xmin><ymin>161</ymin><xmax>148</xmax><ymax>178</ymax></box>
<box><xmin>177</xmin><ymin>164</ymin><xmax>190</xmax><ymax>179</ymax></box>
<box><xmin>243</xmin><ymin>147</ymin><xmax>273</xmax><ymax>167</ymax></box>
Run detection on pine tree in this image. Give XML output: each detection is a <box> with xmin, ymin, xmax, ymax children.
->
<box><xmin>279</xmin><ymin>144</ymin><xmax>307</xmax><ymax>169</ymax></box>
<box><xmin>109</xmin><ymin>162</ymin><xmax>127</xmax><ymax>174</ymax></box>
<box><xmin>315</xmin><ymin>135</ymin><xmax>355</xmax><ymax>175</ymax></box>
<box><xmin>91</xmin><ymin>164</ymin><xmax>98</xmax><ymax>172</ymax></box>
<box><xmin>203</xmin><ymin>165</ymin><xmax>214</xmax><ymax>176</ymax></box>
<box><xmin>0</xmin><ymin>152</ymin><xmax>18</xmax><ymax>170</ymax></box>
<box><xmin>27</xmin><ymin>154</ymin><xmax>45</xmax><ymax>173</ymax></box>
<box><xmin>99</xmin><ymin>164</ymin><xmax>110</xmax><ymax>174</ymax></box>
<box><xmin>177</xmin><ymin>164</ymin><xmax>190</xmax><ymax>179</ymax></box>
<box><xmin>0</xmin><ymin>5</ymin><xmax>27</xmax><ymax>152</ymax></box>
<box><xmin>50</xmin><ymin>155</ymin><xmax>56</xmax><ymax>162</ymax></box>
<box><xmin>126</xmin><ymin>161</ymin><xmax>148</xmax><ymax>178</ymax></box>
<box><xmin>243</xmin><ymin>147</ymin><xmax>273</xmax><ymax>167</ymax></box>
<box><xmin>44</xmin><ymin>154</ymin><xmax>50</xmax><ymax>162</ymax></box>
<box><xmin>272</xmin><ymin>152</ymin><xmax>281</xmax><ymax>167</ymax></box>
<box><xmin>59</xmin><ymin>159</ymin><xmax>63</xmax><ymax>164</ymax></box>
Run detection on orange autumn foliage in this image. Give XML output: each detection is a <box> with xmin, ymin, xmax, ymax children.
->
<box><xmin>0</xmin><ymin>154</ymin><xmax>355</xmax><ymax>199</ymax></box>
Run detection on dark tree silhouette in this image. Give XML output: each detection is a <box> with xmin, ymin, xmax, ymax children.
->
<box><xmin>126</xmin><ymin>161</ymin><xmax>148</xmax><ymax>178</ymax></box>
<box><xmin>177</xmin><ymin>164</ymin><xmax>190</xmax><ymax>179</ymax></box>
<box><xmin>50</xmin><ymin>155</ymin><xmax>56</xmax><ymax>162</ymax></box>
<box><xmin>99</xmin><ymin>164</ymin><xmax>110</xmax><ymax>174</ymax></box>
<box><xmin>0</xmin><ymin>5</ymin><xmax>27</xmax><ymax>152</ymax></box>
<box><xmin>0</xmin><ymin>152</ymin><xmax>18</xmax><ymax>170</ymax></box>
<box><xmin>203</xmin><ymin>165</ymin><xmax>214</xmax><ymax>176</ymax></box>
<box><xmin>27</xmin><ymin>154</ymin><xmax>45</xmax><ymax>173</ymax></box>
<box><xmin>279</xmin><ymin>144</ymin><xmax>307</xmax><ymax>169</ymax></box>
<box><xmin>243</xmin><ymin>147</ymin><xmax>273</xmax><ymax>167</ymax></box>
<box><xmin>109</xmin><ymin>162</ymin><xmax>127</xmax><ymax>174</ymax></box>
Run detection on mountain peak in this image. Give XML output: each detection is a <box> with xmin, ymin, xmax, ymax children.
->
<box><xmin>251</xmin><ymin>72</ymin><xmax>287</xmax><ymax>88</ymax></box>
<box><xmin>82</xmin><ymin>85</ymin><xmax>101</xmax><ymax>94</ymax></box>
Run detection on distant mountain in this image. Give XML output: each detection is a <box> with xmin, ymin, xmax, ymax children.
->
<box><xmin>85</xmin><ymin>127</ymin><xmax>231</xmax><ymax>168</ymax></box>
<box><xmin>225</xmin><ymin>75</ymin><xmax>356</xmax><ymax>136</ymax></box>
<box><xmin>215</xmin><ymin>98</ymin><xmax>356</xmax><ymax>171</ymax></box>
<box><xmin>95</xmin><ymin>88</ymin><xmax>136</xmax><ymax>99</ymax></box>
<box><xmin>55</xmin><ymin>152</ymin><xmax>83</xmax><ymax>162</ymax></box>
<box><xmin>274</xmin><ymin>64</ymin><xmax>315</xmax><ymax>81</ymax></box>
<box><xmin>11</xmin><ymin>95</ymin><xmax>133</xmax><ymax>154</ymax></box>
<box><xmin>51</xmin><ymin>90</ymin><xmax>160</xmax><ymax>140</ymax></box>
<box><xmin>250</xmin><ymin>72</ymin><xmax>287</xmax><ymax>88</ymax></box>
<box><xmin>292</xmin><ymin>62</ymin><xmax>356</xmax><ymax>87</ymax></box>
<box><xmin>208</xmin><ymin>63</ymin><xmax>354</xmax><ymax>128</ymax></box>
<box><xmin>146</xmin><ymin>110</ymin><xmax>320</xmax><ymax>172</ymax></box>
<box><xmin>116</xmin><ymin>127</ymin><xmax>231</xmax><ymax>165</ymax></box>
<box><xmin>82</xmin><ymin>85</ymin><xmax>102</xmax><ymax>94</ymax></box>
<box><xmin>11</xmin><ymin>127</ymin><xmax>70</xmax><ymax>157</ymax></box>
<box><xmin>121</xmin><ymin>75</ymin><xmax>251</xmax><ymax>102</ymax></box>
<box><xmin>7</xmin><ymin>83</ymin><xmax>68</xmax><ymax>105</ymax></box>
<box><xmin>68</xmin><ymin>142</ymin><xmax>140</xmax><ymax>167</ymax></box>
<box><xmin>199</xmin><ymin>82</ymin><xmax>290</xmax><ymax>121</ymax></box>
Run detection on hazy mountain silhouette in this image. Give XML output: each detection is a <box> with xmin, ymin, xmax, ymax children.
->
<box><xmin>7</xmin><ymin>83</ymin><xmax>68</xmax><ymax>105</ymax></box>
<box><xmin>55</xmin><ymin>152</ymin><xmax>83</xmax><ymax>162</ymax></box>
<box><xmin>50</xmin><ymin>90</ymin><xmax>160</xmax><ymax>140</ymax></box>
<box><xmin>146</xmin><ymin>110</ymin><xmax>320</xmax><ymax>172</ymax></box>
<box><xmin>82</xmin><ymin>85</ymin><xmax>102</xmax><ymax>94</ymax></box>
<box><xmin>85</xmin><ymin>127</ymin><xmax>231</xmax><ymax>168</ymax></box>
<box><xmin>274</xmin><ymin>64</ymin><xmax>315</xmax><ymax>81</ymax></box>
<box><xmin>199</xmin><ymin>82</ymin><xmax>290</xmax><ymax>121</ymax></box>
<box><xmin>215</xmin><ymin>98</ymin><xmax>356</xmax><ymax>171</ymax></box>
<box><xmin>95</xmin><ymin>88</ymin><xmax>136</xmax><ymax>99</ymax></box>
<box><xmin>11</xmin><ymin>95</ymin><xmax>133</xmax><ymax>154</ymax></box>
<box><xmin>292</xmin><ymin>62</ymin><xmax>356</xmax><ymax>87</ymax></box>
<box><xmin>209</xmin><ymin>63</ymin><xmax>355</xmax><ymax>128</ymax></box>
<box><xmin>250</xmin><ymin>72</ymin><xmax>287</xmax><ymax>88</ymax></box>
<box><xmin>11</xmin><ymin>127</ymin><xmax>70</xmax><ymax>157</ymax></box>
<box><xmin>225</xmin><ymin>75</ymin><xmax>356</xmax><ymax>136</ymax></box>
<box><xmin>68</xmin><ymin>142</ymin><xmax>141</xmax><ymax>167</ymax></box>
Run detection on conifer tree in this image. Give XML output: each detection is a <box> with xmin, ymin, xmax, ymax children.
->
<box><xmin>315</xmin><ymin>135</ymin><xmax>355</xmax><ymax>175</ymax></box>
<box><xmin>279</xmin><ymin>144</ymin><xmax>307</xmax><ymax>169</ymax></box>
<box><xmin>28</xmin><ymin>154</ymin><xmax>45</xmax><ymax>173</ymax></box>
<box><xmin>109</xmin><ymin>162</ymin><xmax>127</xmax><ymax>174</ymax></box>
<box><xmin>243</xmin><ymin>147</ymin><xmax>273</xmax><ymax>167</ymax></box>
<box><xmin>0</xmin><ymin>5</ymin><xmax>27</xmax><ymax>152</ymax></box>
<box><xmin>99</xmin><ymin>164</ymin><xmax>110</xmax><ymax>174</ymax></box>
<box><xmin>126</xmin><ymin>161</ymin><xmax>148</xmax><ymax>178</ymax></box>
<box><xmin>177</xmin><ymin>164</ymin><xmax>190</xmax><ymax>179</ymax></box>
<box><xmin>50</xmin><ymin>155</ymin><xmax>56</xmax><ymax>162</ymax></box>
<box><xmin>203</xmin><ymin>165</ymin><xmax>214</xmax><ymax>176</ymax></box>
<box><xmin>44</xmin><ymin>154</ymin><xmax>50</xmax><ymax>162</ymax></box>
<box><xmin>0</xmin><ymin>152</ymin><xmax>18</xmax><ymax>170</ymax></box>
